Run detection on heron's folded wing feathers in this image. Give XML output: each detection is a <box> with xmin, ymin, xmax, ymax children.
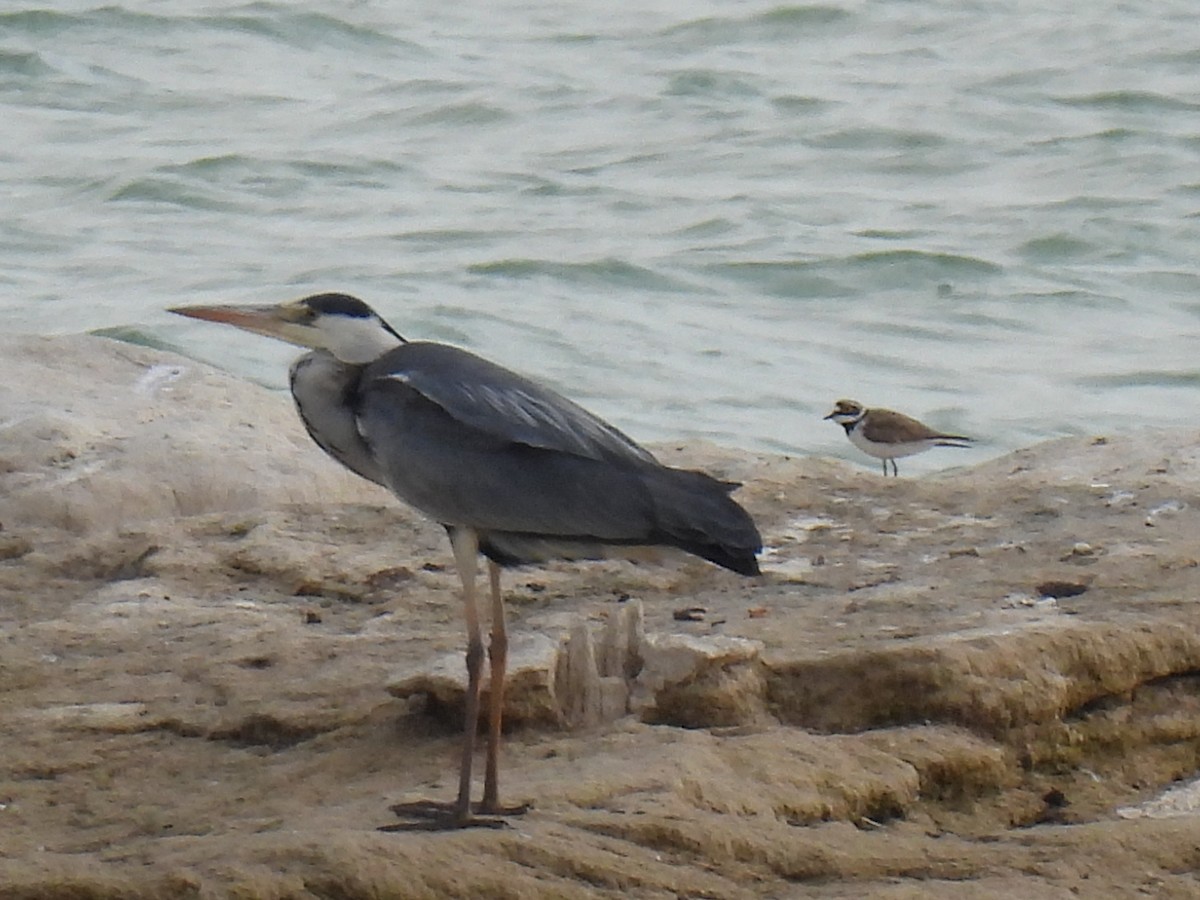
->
<box><xmin>363</xmin><ymin>342</ymin><xmax>656</xmax><ymax>465</ymax></box>
<box><xmin>356</xmin><ymin>375</ymin><xmax>658</xmax><ymax>537</ymax></box>
<box><xmin>355</xmin><ymin>345</ymin><xmax>761</xmax><ymax>572</ymax></box>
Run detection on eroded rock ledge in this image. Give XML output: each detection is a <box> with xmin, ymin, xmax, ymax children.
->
<box><xmin>5</xmin><ymin>333</ymin><xmax>1200</xmax><ymax>899</ymax></box>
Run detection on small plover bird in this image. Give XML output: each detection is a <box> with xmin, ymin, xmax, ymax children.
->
<box><xmin>824</xmin><ymin>399</ymin><xmax>973</xmax><ymax>476</ymax></box>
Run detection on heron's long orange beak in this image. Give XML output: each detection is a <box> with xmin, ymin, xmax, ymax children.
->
<box><xmin>168</xmin><ymin>303</ymin><xmax>318</xmax><ymax>348</ymax></box>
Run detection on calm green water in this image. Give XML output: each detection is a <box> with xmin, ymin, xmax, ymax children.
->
<box><xmin>3</xmin><ymin>1</ymin><xmax>1199</xmax><ymax>470</ymax></box>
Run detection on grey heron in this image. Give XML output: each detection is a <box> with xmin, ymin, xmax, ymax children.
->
<box><xmin>170</xmin><ymin>293</ymin><xmax>762</xmax><ymax>828</ymax></box>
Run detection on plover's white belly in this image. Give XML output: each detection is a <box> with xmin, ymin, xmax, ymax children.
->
<box><xmin>849</xmin><ymin>428</ymin><xmax>934</xmax><ymax>460</ymax></box>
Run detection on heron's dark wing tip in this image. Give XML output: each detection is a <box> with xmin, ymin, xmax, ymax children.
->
<box><xmin>735</xmin><ymin>556</ymin><xmax>762</xmax><ymax>577</ymax></box>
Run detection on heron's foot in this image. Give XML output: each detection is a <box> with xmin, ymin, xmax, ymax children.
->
<box><xmin>380</xmin><ymin>799</ymin><xmax>511</xmax><ymax>832</ymax></box>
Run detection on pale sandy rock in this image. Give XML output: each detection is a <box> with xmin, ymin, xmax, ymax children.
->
<box><xmin>1117</xmin><ymin>775</ymin><xmax>1200</xmax><ymax>819</ymax></box>
<box><xmin>18</xmin><ymin>701</ymin><xmax>151</xmax><ymax>733</ymax></box>
<box><xmin>387</xmin><ymin>632</ymin><xmax>565</xmax><ymax>727</ymax></box>
<box><xmin>636</xmin><ymin>633</ymin><xmax>768</xmax><ymax>726</ymax></box>
<box><xmin>974</xmin><ymin>429</ymin><xmax>1200</xmax><ymax>489</ymax></box>
<box><xmin>596</xmin><ymin>598</ymin><xmax>639</xmax><ymax>679</ymax></box>
<box><xmin>765</xmin><ymin>617</ymin><xmax>1200</xmax><ymax>735</ymax></box>
<box><xmin>382</xmin><ymin>602</ymin><xmax>774</xmax><ymax>731</ymax></box>
<box><xmin>637</xmin><ymin>632</ymin><xmax>762</xmax><ymax>691</ymax></box>
<box><xmin>385</xmin><ymin>602</ymin><xmax>649</xmax><ymax>728</ymax></box>
<box><xmin>0</xmin><ymin>333</ymin><xmax>381</xmax><ymax>532</ymax></box>
<box><xmin>559</xmin><ymin>619</ymin><xmax>603</xmax><ymax>727</ymax></box>
<box><xmin>8</xmin><ymin>334</ymin><xmax>1200</xmax><ymax>897</ymax></box>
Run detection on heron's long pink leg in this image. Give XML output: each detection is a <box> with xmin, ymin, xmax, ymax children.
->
<box><xmin>383</xmin><ymin>528</ymin><xmax>510</xmax><ymax>831</ymax></box>
<box><xmin>482</xmin><ymin>561</ymin><xmax>506</xmax><ymax>811</ymax></box>
<box><xmin>479</xmin><ymin>561</ymin><xmax>529</xmax><ymax>816</ymax></box>
<box><xmin>449</xmin><ymin>527</ymin><xmax>484</xmax><ymax>824</ymax></box>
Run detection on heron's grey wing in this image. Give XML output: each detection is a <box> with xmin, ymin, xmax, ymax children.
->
<box><xmin>356</xmin><ymin>372</ymin><xmax>659</xmax><ymax>538</ymax></box>
<box><xmin>363</xmin><ymin>342</ymin><xmax>657</xmax><ymax>466</ymax></box>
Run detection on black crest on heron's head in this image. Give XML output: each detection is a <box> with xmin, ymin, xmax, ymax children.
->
<box><xmin>298</xmin><ymin>293</ymin><xmax>405</xmax><ymax>342</ymax></box>
<box><xmin>300</xmin><ymin>293</ymin><xmax>376</xmax><ymax>318</ymax></box>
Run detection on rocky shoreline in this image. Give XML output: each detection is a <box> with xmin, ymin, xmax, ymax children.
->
<box><xmin>4</xmin><ymin>334</ymin><xmax>1200</xmax><ymax>898</ymax></box>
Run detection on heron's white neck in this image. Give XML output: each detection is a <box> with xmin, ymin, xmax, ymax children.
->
<box><xmin>316</xmin><ymin>315</ymin><xmax>404</xmax><ymax>364</ymax></box>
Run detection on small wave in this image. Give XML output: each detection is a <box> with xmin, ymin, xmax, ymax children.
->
<box><xmin>711</xmin><ymin>250</ymin><xmax>1001</xmax><ymax>298</ymax></box>
<box><xmin>390</xmin><ymin>229</ymin><xmax>496</xmax><ymax>248</ymax></box>
<box><xmin>0</xmin><ymin>9</ymin><xmax>78</xmax><ymax>33</ymax></box>
<box><xmin>805</xmin><ymin>127</ymin><xmax>947</xmax><ymax>151</ymax></box>
<box><xmin>843</xmin><ymin>250</ymin><xmax>1002</xmax><ymax>279</ymax></box>
<box><xmin>159</xmin><ymin>156</ymin><xmax>307</xmax><ymax>202</ymax></box>
<box><xmin>0</xmin><ymin>49</ymin><xmax>52</xmax><ymax>78</ymax></box>
<box><xmin>108</xmin><ymin>177</ymin><xmax>242</xmax><ymax>212</ymax></box>
<box><xmin>1076</xmin><ymin>371</ymin><xmax>1200</xmax><ymax>389</ymax></box>
<box><xmin>1042</xmin><ymin>195</ymin><xmax>1150</xmax><ymax>213</ymax></box>
<box><xmin>701</xmin><ymin>261</ymin><xmax>852</xmax><ymax>300</ymax></box>
<box><xmin>88</xmin><ymin>327</ymin><xmax>178</xmax><ymax>354</ymax></box>
<box><xmin>112</xmin><ymin>155</ymin><xmax>399</xmax><ymax>207</ymax></box>
<box><xmin>1032</xmin><ymin>128</ymin><xmax>1145</xmax><ymax>150</ymax></box>
<box><xmin>517</xmin><ymin>176</ymin><xmax>605</xmax><ymax>198</ymax></box>
<box><xmin>1016</xmin><ymin>233</ymin><xmax>1097</xmax><ymax>263</ymax></box>
<box><xmin>208</xmin><ymin>10</ymin><xmax>410</xmax><ymax>53</ymax></box>
<box><xmin>292</xmin><ymin>158</ymin><xmax>403</xmax><ymax>182</ymax></box>
<box><xmin>1019</xmin><ymin>290</ymin><xmax>1124</xmax><ymax>308</ymax></box>
<box><xmin>756</xmin><ymin>5</ymin><xmax>852</xmax><ymax>26</ymax></box>
<box><xmin>835</xmin><ymin>344</ymin><xmax>957</xmax><ymax>378</ymax></box>
<box><xmin>165</xmin><ymin>154</ymin><xmax>257</xmax><ymax>176</ymax></box>
<box><xmin>670</xmin><ymin>218</ymin><xmax>739</xmax><ymax>239</ymax></box>
<box><xmin>854</xmin><ymin>319</ymin><xmax>967</xmax><ymax>343</ymax></box>
<box><xmin>664</xmin><ymin>69</ymin><xmax>763</xmax><ymax>99</ymax></box>
<box><xmin>770</xmin><ymin>94</ymin><xmax>827</xmax><ymax>115</ymax></box>
<box><xmin>0</xmin><ymin>6</ymin><xmax>183</xmax><ymax>38</ymax></box>
<box><xmin>407</xmin><ymin>102</ymin><xmax>511</xmax><ymax>127</ymax></box>
<box><xmin>660</xmin><ymin>5</ymin><xmax>852</xmax><ymax>44</ymax></box>
<box><xmin>1054</xmin><ymin>90</ymin><xmax>1200</xmax><ymax>113</ymax></box>
<box><xmin>165</xmin><ymin>154</ymin><xmax>398</xmax><ymax>188</ymax></box>
<box><xmin>853</xmin><ymin>229</ymin><xmax>930</xmax><ymax>241</ymax></box>
<box><xmin>943</xmin><ymin>310</ymin><xmax>1032</xmax><ymax>334</ymax></box>
<box><xmin>1138</xmin><ymin>271</ymin><xmax>1200</xmax><ymax>296</ymax></box>
<box><xmin>467</xmin><ymin>258</ymin><xmax>694</xmax><ymax>292</ymax></box>
<box><xmin>0</xmin><ymin>6</ymin><xmax>411</xmax><ymax>54</ymax></box>
<box><xmin>1148</xmin><ymin>48</ymin><xmax>1200</xmax><ymax>67</ymax></box>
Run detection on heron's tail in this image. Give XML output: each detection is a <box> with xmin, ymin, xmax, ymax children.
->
<box><xmin>644</xmin><ymin>467</ymin><xmax>762</xmax><ymax>576</ymax></box>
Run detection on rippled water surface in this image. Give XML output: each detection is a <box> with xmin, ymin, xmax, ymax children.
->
<box><xmin>4</xmin><ymin>1</ymin><xmax>1199</xmax><ymax>469</ymax></box>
